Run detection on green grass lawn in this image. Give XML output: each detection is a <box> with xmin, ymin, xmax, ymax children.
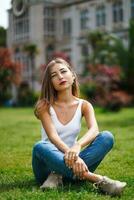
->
<box><xmin>0</xmin><ymin>107</ymin><xmax>134</xmax><ymax>200</ymax></box>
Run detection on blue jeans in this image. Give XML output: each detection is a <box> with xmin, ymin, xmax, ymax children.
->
<box><xmin>32</xmin><ymin>131</ymin><xmax>114</xmax><ymax>185</ymax></box>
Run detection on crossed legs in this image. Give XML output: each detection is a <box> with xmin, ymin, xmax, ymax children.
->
<box><xmin>32</xmin><ymin>131</ymin><xmax>114</xmax><ymax>185</ymax></box>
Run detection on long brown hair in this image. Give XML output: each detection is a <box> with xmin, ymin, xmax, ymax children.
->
<box><xmin>39</xmin><ymin>58</ymin><xmax>79</xmax><ymax>104</ymax></box>
<box><xmin>34</xmin><ymin>58</ymin><xmax>79</xmax><ymax>118</ymax></box>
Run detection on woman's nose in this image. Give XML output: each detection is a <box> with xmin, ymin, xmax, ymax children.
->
<box><xmin>58</xmin><ymin>73</ymin><xmax>63</xmax><ymax>79</ymax></box>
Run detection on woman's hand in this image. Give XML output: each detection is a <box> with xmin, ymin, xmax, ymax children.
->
<box><xmin>72</xmin><ymin>157</ymin><xmax>88</xmax><ymax>179</ymax></box>
<box><xmin>64</xmin><ymin>143</ymin><xmax>81</xmax><ymax>168</ymax></box>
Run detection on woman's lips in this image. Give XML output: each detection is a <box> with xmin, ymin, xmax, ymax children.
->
<box><xmin>59</xmin><ymin>81</ymin><xmax>67</xmax><ymax>85</ymax></box>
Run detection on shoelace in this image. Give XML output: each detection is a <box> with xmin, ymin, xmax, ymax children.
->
<box><xmin>93</xmin><ymin>178</ymin><xmax>109</xmax><ymax>189</ymax></box>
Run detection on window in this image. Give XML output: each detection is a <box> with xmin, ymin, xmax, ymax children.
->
<box><xmin>112</xmin><ymin>1</ymin><xmax>123</xmax><ymax>23</ymax></box>
<box><xmin>13</xmin><ymin>11</ymin><xmax>29</xmax><ymax>41</ymax></box>
<box><xmin>44</xmin><ymin>7</ymin><xmax>56</xmax><ymax>36</ymax></box>
<box><xmin>44</xmin><ymin>7</ymin><xmax>55</xmax><ymax>17</ymax></box>
<box><xmin>44</xmin><ymin>19</ymin><xmax>55</xmax><ymax>32</ymax></box>
<box><xmin>46</xmin><ymin>44</ymin><xmax>54</xmax><ymax>62</ymax></box>
<box><xmin>14</xmin><ymin>52</ymin><xmax>31</xmax><ymax>78</ymax></box>
<box><xmin>80</xmin><ymin>9</ymin><xmax>89</xmax><ymax>30</ymax></box>
<box><xmin>96</xmin><ymin>5</ymin><xmax>106</xmax><ymax>27</ymax></box>
<box><xmin>63</xmin><ymin>18</ymin><xmax>72</xmax><ymax>36</ymax></box>
<box><xmin>81</xmin><ymin>44</ymin><xmax>88</xmax><ymax>56</ymax></box>
<box><xmin>131</xmin><ymin>0</ymin><xmax>134</xmax><ymax>18</ymax></box>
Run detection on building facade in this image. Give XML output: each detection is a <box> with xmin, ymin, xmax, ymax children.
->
<box><xmin>7</xmin><ymin>0</ymin><xmax>134</xmax><ymax>91</ymax></box>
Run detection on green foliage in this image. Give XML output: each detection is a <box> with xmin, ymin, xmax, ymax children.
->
<box><xmin>23</xmin><ymin>44</ymin><xmax>38</xmax><ymax>57</ymax></box>
<box><xmin>0</xmin><ymin>68</ymin><xmax>12</xmax><ymax>104</ymax></box>
<box><xmin>80</xmin><ymin>83</ymin><xmax>96</xmax><ymax>102</ymax></box>
<box><xmin>126</xmin><ymin>19</ymin><xmax>134</xmax><ymax>92</ymax></box>
<box><xmin>86</xmin><ymin>20</ymin><xmax>134</xmax><ymax>95</ymax></box>
<box><xmin>23</xmin><ymin>43</ymin><xmax>38</xmax><ymax>91</ymax></box>
<box><xmin>88</xmin><ymin>31</ymin><xmax>127</xmax><ymax>67</ymax></box>
<box><xmin>84</xmin><ymin>22</ymin><xmax>134</xmax><ymax>100</ymax></box>
<box><xmin>0</xmin><ymin>108</ymin><xmax>134</xmax><ymax>199</ymax></box>
<box><xmin>80</xmin><ymin>65</ymin><xmax>133</xmax><ymax>110</ymax></box>
<box><xmin>17</xmin><ymin>82</ymin><xmax>39</xmax><ymax>107</ymax></box>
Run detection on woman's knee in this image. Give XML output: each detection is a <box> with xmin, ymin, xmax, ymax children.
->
<box><xmin>32</xmin><ymin>141</ymin><xmax>43</xmax><ymax>156</ymax></box>
<box><xmin>32</xmin><ymin>141</ymin><xmax>49</xmax><ymax>156</ymax></box>
<box><xmin>100</xmin><ymin>131</ymin><xmax>114</xmax><ymax>149</ymax></box>
<box><xmin>32</xmin><ymin>140</ymin><xmax>58</xmax><ymax>158</ymax></box>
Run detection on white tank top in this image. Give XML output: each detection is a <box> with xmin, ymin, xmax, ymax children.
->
<box><xmin>41</xmin><ymin>99</ymin><xmax>83</xmax><ymax>147</ymax></box>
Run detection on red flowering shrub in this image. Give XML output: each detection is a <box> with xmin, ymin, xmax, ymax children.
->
<box><xmin>0</xmin><ymin>48</ymin><xmax>22</xmax><ymax>105</ymax></box>
<box><xmin>80</xmin><ymin>64</ymin><xmax>132</xmax><ymax>110</ymax></box>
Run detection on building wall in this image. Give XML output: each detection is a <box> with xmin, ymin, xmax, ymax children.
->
<box><xmin>30</xmin><ymin>3</ymin><xmax>45</xmax><ymax>68</ymax></box>
<box><xmin>7</xmin><ymin>0</ymin><xmax>133</xmax><ymax>91</ymax></box>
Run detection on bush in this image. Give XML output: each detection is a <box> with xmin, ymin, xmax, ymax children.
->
<box><xmin>0</xmin><ymin>48</ymin><xmax>22</xmax><ymax>105</ymax></box>
<box><xmin>17</xmin><ymin>82</ymin><xmax>39</xmax><ymax>107</ymax></box>
<box><xmin>80</xmin><ymin>83</ymin><xmax>96</xmax><ymax>102</ymax></box>
<box><xmin>80</xmin><ymin>64</ymin><xmax>133</xmax><ymax>111</ymax></box>
<box><xmin>105</xmin><ymin>90</ymin><xmax>133</xmax><ymax>111</ymax></box>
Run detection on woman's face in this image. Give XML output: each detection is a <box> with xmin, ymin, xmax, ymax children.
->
<box><xmin>50</xmin><ymin>63</ymin><xmax>75</xmax><ymax>91</ymax></box>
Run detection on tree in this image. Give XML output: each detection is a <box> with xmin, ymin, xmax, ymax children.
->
<box><xmin>23</xmin><ymin>44</ymin><xmax>38</xmax><ymax>90</ymax></box>
<box><xmin>126</xmin><ymin>19</ymin><xmax>134</xmax><ymax>94</ymax></box>
<box><xmin>80</xmin><ymin>29</ymin><xmax>133</xmax><ymax>109</ymax></box>
<box><xmin>87</xmin><ymin>30</ymin><xmax>127</xmax><ymax>67</ymax></box>
<box><xmin>0</xmin><ymin>26</ymin><xmax>6</xmax><ymax>47</ymax></box>
<box><xmin>0</xmin><ymin>48</ymin><xmax>22</xmax><ymax>105</ymax></box>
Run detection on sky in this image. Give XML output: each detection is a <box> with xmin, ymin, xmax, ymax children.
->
<box><xmin>0</xmin><ymin>0</ymin><xmax>11</xmax><ymax>28</ymax></box>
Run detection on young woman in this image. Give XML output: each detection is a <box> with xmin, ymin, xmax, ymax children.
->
<box><xmin>32</xmin><ymin>58</ymin><xmax>126</xmax><ymax>196</ymax></box>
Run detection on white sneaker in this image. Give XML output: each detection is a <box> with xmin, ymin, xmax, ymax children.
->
<box><xmin>93</xmin><ymin>176</ymin><xmax>127</xmax><ymax>196</ymax></box>
<box><xmin>40</xmin><ymin>173</ymin><xmax>63</xmax><ymax>189</ymax></box>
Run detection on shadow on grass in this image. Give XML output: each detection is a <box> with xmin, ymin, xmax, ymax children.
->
<box><xmin>59</xmin><ymin>180</ymin><xmax>93</xmax><ymax>193</ymax></box>
<box><xmin>0</xmin><ymin>179</ymin><xmax>95</xmax><ymax>196</ymax></box>
<box><xmin>0</xmin><ymin>179</ymin><xmax>36</xmax><ymax>193</ymax></box>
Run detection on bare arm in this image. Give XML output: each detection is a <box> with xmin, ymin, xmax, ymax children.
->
<box><xmin>35</xmin><ymin>100</ymin><xmax>70</xmax><ymax>153</ymax></box>
<box><xmin>77</xmin><ymin>100</ymin><xmax>99</xmax><ymax>148</ymax></box>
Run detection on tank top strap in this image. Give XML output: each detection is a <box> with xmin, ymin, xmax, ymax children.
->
<box><xmin>76</xmin><ymin>98</ymin><xmax>83</xmax><ymax>114</ymax></box>
<box><xmin>79</xmin><ymin>98</ymin><xmax>84</xmax><ymax>105</ymax></box>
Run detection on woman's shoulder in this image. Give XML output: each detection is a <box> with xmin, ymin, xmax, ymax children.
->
<box><xmin>34</xmin><ymin>99</ymin><xmax>50</xmax><ymax>119</ymax></box>
<box><xmin>77</xmin><ymin>98</ymin><xmax>92</xmax><ymax>105</ymax></box>
<box><xmin>75</xmin><ymin>97</ymin><xmax>85</xmax><ymax>103</ymax></box>
<box><xmin>79</xmin><ymin>98</ymin><xmax>94</xmax><ymax>113</ymax></box>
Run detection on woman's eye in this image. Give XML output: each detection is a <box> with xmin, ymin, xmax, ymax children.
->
<box><xmin>51</xmin><ymin>74</ymin><xmax>56</xmax><ymax>78</ymax></box>
<box><xmin>61</xmin><ymin>70</ymin><xmax>67</xmax><ymax>73</ymax></box>
<box><xmin>51</xmin><ymin>70</ymin><xmax>67</xmax><ymax>78</ymax></box>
